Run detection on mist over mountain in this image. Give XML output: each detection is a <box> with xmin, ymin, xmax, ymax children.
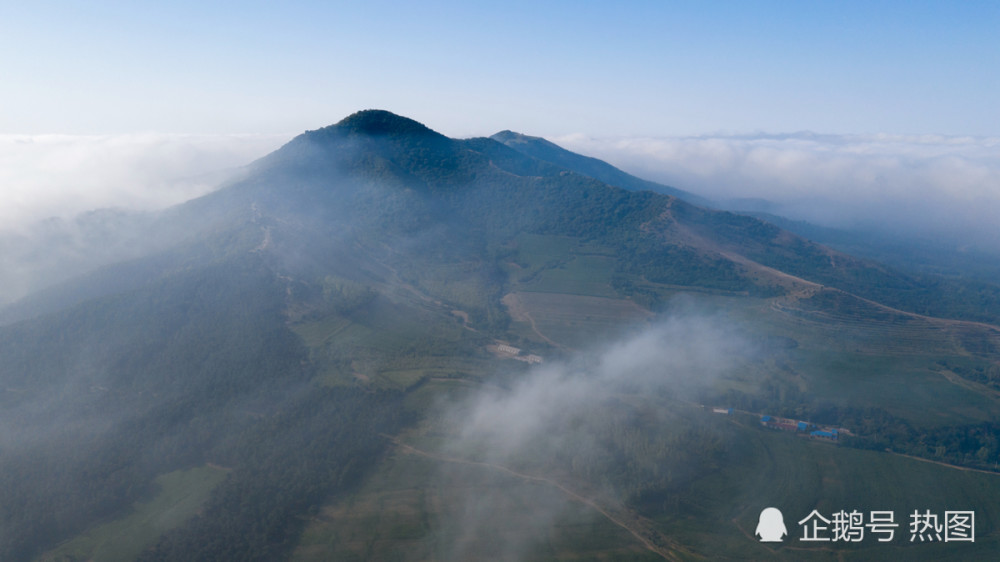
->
<box><xmin>0</xmin><ymin>133</ymin><xmax>288</xmax><ymax>228</ymax></box>
<box><xmin>0</xmin><ymin>133</ymin><xmax>290</xmax><ymax>306</ymax></box>
<box><xmin>555</xmin><ymin>132</ymin><xmax>1000</xmax><ymax>256</ymax></box>
<box><xmin>3</xmin><ymin>110</ymin><xmax>1000</xmax><ymax>560</ymax></box>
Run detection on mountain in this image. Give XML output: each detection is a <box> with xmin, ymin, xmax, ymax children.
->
<box><xmin>491</xmin><ymin>129</ymin><xmax>715</xmax><ymax>207</ymax></box>
<box><xmin>3</xmin><ymin>110</ymin><xmax>1000</xmax><ymax>560</ymax></box>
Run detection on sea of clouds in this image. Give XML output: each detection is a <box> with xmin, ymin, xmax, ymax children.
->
<box><xmin>3</xmin><ymin>130</ymin><xmax>996</xmax><ymax>247</ymax></box>
<box><xmin>556</xmin><ymin>132</ymin><xmax>1000</xmax><ymax>249</ymax></box>
<box><xmin>0</xmin><ymin>133</ymin><xmax>290</xmax><ymax>230</ymax></box>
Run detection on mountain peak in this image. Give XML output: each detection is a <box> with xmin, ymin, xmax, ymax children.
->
<box><xmin>491</xmin><ymin>130</ymin><xmax>544</xmax><ymax>145</ymax></box>
<box><xmin>491</xmin><ymin>130</ymin><xmax>520</xmax><ymax>140</ymax></box>
<box><xmin>333</xmin><ymin>109</ymin><xmax>437</xmax><ymax>137</ymax></box>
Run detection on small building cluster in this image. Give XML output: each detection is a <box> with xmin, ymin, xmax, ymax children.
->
<box><xmin>810</xmin><ymin>429</ymin><xmax>839</xmax><ymax>440</ymax></box>
<box><xmin>760</xmin><ymin>415</ymin><xmax>842</xmax><ymax>441</ymax></box>
<box><xmin>489</xmin><ymin>343</ymin><xmax>543</xmax><ymax>364</ymax></box>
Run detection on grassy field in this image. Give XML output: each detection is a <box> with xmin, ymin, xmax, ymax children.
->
<box><xmin>789</xmin><ymin>350</ymin><xmax>1000</xmax><ymax>427</ymax></box>
<box><xmin>290</xmin><ymin>397</ymin><xmax>1000</xmax><ymax>561</ymax></box>
<box><xmin>287</xmin><ymin>232</ymin><xmax>1000</xmax><ymax>560</ymax></box>
<box><xmin>292</xmin><ymin>293</ymin><xmax>488</xmax><ymax>389</ymax></box>
<box><xmin>666</xmin><ymin>414</ymin><xmax>1000</xmax><ymax>560</ymax></box>
<box><xmin>503</xmin><ymin>291</ymin><xmax>651</xmax><ymax>349</ymax></box>
<box><xmin>39</xmin><ymin>465</ymin><xmax>228</xmax><ymax>562</ymax></box>
<box><xmin>683</xmin><ymin>293</ymin><xmax>1000</xmax><ymax>429</ymax></box>
<box><xmin>291</xmin><ymin>451</ymin><xmax>662</xmax><ymax>562</ymax></box>
<box><xmin>514</xmin><ymin>254</ymin><xmax>619</xmax><ymax>298</ymax></box>
<box><xmin>506</xmin><ymin>234</ymin><xmax>620</xmax><ymax>298</ymax></box>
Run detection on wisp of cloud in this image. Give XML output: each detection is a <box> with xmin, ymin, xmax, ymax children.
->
<box><xmin>433</xmin><ymin>313</ymin><xmax>750</xmax><ymax>560</ymax></box>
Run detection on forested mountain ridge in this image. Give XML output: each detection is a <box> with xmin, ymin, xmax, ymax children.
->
<box><xmin>490</xmin><ymin>129</ymin><xmax>714</xmax><ymax>207</ymax></box>
<box><xmin>173</xmin><ymin>110</ymin><xmax>1000</xmax><ymax>327</ymax></box>
<box><xmin>8</xmin><ymin>110</ymin><xmax>998</xmax><ymax>328</ymax></box>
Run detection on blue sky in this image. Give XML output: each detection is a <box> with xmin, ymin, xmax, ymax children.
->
<box><xmin>2</xmin><ymin>1</ymin><xmax>998</xmax><ymax>137</ymax></box>
<box><xmin>2</xmin><ymin>1</ymin><xmax>999</xmax><ymax>244</ymax></box>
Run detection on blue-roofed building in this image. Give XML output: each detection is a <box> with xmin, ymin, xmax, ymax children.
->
<box><xmin>797</xmin><ymin>421</ymin><xmax>808</xmax><ymax>431</ymax></box>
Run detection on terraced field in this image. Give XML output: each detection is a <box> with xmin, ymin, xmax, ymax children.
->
<box><xmin>772</xmin><ymin>288</ymin><xmax>1000</xmax><ymax>357</ymax></box>
<box><xmin>503</xmin><ymin>291</ymin><xmax>652</xmax><ymax>349</ymax></box>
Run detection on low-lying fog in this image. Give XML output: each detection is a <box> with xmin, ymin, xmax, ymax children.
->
<box><xmin>557</xmin><ymin>132</ymin><xmax>1000</xmax><ymax>252</ymax></box>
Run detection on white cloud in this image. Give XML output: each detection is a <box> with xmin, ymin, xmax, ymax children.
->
<box><xmin>435</xmin><ymin>313</ymin><xmax>749</xmax><ymax>559</ymax></box>
<box><xmin>554</xmin><ymin>132</ymin><xmax>1000</xmax><ymax>245</ymax></box>
<box><xmin>0</xmin><ymin>133</ymin><xmax>291</xmax><ymax>229</ymax></box>
<box><xmin>449</xmin><ymin>313</ymin><xmax>747</xmax><ymax>468</ymax></box>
